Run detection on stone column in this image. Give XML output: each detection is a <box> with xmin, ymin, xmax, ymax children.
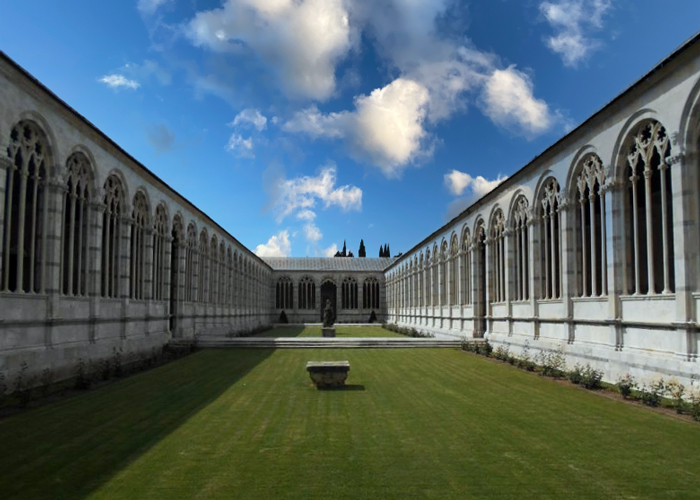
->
<box><xmin>558</xmin><ymin>194</ymin><xmax>574</xmax><ymax>344</ymax></box>
<box><xmin>89</xmin><ymin>195</ymin><xmax>105</xmax><ymax>343</ymax></box>
<box><xmin>527</xmin><ymin>216</ymin><xmax>538</xmax><ymax>339</ymax></box>
<box><xmin>603</xmin><ymin>176</ymin><xmax>624</xmax><ymax>349</ymax></box>
<box><xmin>44</xmin><ymin>174</ymin><xmax>66</xmax><ymax>348</ymax></box>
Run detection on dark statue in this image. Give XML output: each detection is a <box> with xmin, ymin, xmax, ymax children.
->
<box><xmin>323</xmin><ymin>299</ymin><xmax>334</xmax><ymax>327</ymax></box>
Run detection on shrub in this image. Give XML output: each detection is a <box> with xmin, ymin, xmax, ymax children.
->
<box><xmin>279</xmin><ymin>310</ymin><xmax>288</xmax><ymax>324</ymax></box>
<box><xmin>493</xmin><ymin>344</ymin><xmax>510</xmax><ymax>362</ymax></box>
<box><xmin>13</xmin><ymin>362</ymin><xmax>33</xmax><ymax>407</ymax></box>
<box><xmin>568</xmin><ymin>364</ymin><xmax>585</xmax><ymax>385</ymax></box>
<box><xmin>40</xmin><ymin>368</ymin><xmax>54</xmax><ymax>397</ymax></box>
<box><xmin>0</xmin><ymin>372</ymin><xmax>7</xmax><ymax>406</ymax></box>
<box><xmin>539</xmin><ymin>347</ymin><xmax>566</xmax><ymax>378</ymax></box>
<box><xmin>477</xmin><ymin>341</ymin><xmax>493</xmax><ymax>357</ymax></box>
<box><xmin>113</xmin><ymin>348</ymin><xmax>124</xmax><ymax>378</ymax></box>
<box><xmin>639</xmin><ymin>379</ymin><xmax>665</xmax><ymax>407</ymax></box>
<box><xmin>369</xmin><ymin>310</ymin><xmax>377</xmax><ymax>323</ymax></box>
<box><xmin>689</xmin><ymin>388</ymin><xmax>700</xmax><ymax>422</ymax></box>
<box><xmin>518</xmin><ymin>342</ymin><xmax>535</xmax><ymax>371</ymax></box>
<box><xmin>100</xmin><ymin>358</ymin><xmax>112</xmax><ymax>381</ymax></box>
<box><xmin>462</xmin><ymin>340</ymin><xmax>480</xmax><ymax>353</ymax></box>
<box><xmin>74</xmin><ymin>358</ymin><xmax>92</xmax><ymax>390</ymax></box>
<box><xmin>616</xmin><ymin>373</ymin><xmax>636</xmax><ymax>399</ymax></box>
<box><xmin>666</xmin><ymin>379</ymin><xmax>686</xmax><ymax>414</ymax></box>
<box><xmin>581</xmin><ymin>365</ymin><xmax>603</xmax><ymax>390</ymax></box>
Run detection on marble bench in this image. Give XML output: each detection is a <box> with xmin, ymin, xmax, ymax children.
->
<box><xmin>306</xmin><ymin>361</ymin><xmax>350</xmax><ymax>388</ymax></box>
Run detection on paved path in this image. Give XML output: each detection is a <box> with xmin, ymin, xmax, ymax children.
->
<box><xmin>195</xmin><ymin>336</ymin><xmax>480</xmax><ymax>349</ymax></box>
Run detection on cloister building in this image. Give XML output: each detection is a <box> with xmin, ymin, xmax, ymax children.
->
<box><xmin>2</xmin><ymin>32</ymin><xmax>700</xmax><ymax>386</ymax></box>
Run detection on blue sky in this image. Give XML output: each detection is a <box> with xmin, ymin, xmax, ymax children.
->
<box><xmin>2</xmin><ymin>0</ymin><xmax>699</xmax><ymax>258</ymax></box>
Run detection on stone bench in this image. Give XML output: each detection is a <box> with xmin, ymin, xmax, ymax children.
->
<box><xmin>306</xmin><ymin>361</ymin><xmax>350</xmax><ymax>388</ymax></box>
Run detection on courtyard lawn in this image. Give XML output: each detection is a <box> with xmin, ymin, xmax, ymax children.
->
<box><xmin>1</xmin><ymin>347</ymin><xmax>699</xmax><ymax>499</ymax></box>
<box><xmin>253</xmin><ymin>324</ymin><xmax>405</xmax><ymax>337</ymax></box>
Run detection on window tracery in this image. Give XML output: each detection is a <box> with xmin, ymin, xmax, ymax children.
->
<box><xmin>276</xmin><ymin>276</ymin><xmax>293</xmax><ymax>309</ymax></box>
<box><xmin>185</xmin><ymin>223</ymin><xmax>197</xmax><ymax>302</ymax></box>
<box><xmin>490</xmin><ymin>210</ymin><xmax>506</xmax><ymax>303</ymax></box>
<box><xmin>130</xmin><ymin>191</ymin><xmax>149</xmax><ymax>300</ymax></box>
<box><xmin>3</xmin><ymin>121</ymin><xmax>49</xmax><ymax>293</ymax></box>
<box><xmin>152</xmin><ymin>204</ymin><xmax>168</xmax><ymax>301</ymax></box>
<box><xmin>101</xmin><ymin>175</ymin><xmax>124</xmax><ymax>298</ymax></box>
<box><xmin>298</xmin><ymin>276</ymin><xmax>316</xmax><ymax>310</ymax></box>
<box><xmin>364</xmin><ymin>276</ymin><xmax>380</xmax><ymax>310</ymax></box>
<box><xmin>62</xmin><ymin>152</ymin><xmax>91</xmax><ymax>296</ymax></box>
<box><xmin>342</xmin><ymin>276</ymin><xmax>358</xmax><ymax>309</ymax></box>
<box><xmin>624</xmin><ymin>121</ymin><xmax>674</xmax><ymax>295</ymax></box>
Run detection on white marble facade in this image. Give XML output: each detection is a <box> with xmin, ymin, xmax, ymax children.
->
<box><xmin>0</xmin><ymin>53</ymin><xmax>272</xmax><ymax>381</ymax></box>
<box><xmin>385</xmin><ymin>34</ymin><xmax>700</xmax><ymax>386</ymax></box>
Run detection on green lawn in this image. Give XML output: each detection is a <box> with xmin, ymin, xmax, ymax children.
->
<box><xmin>1</xmin><ymin>346</ymin><xmax>699</xmax><ymax>499</ymax></box>
<box><xmin>254</xmin><ymin>325</ymin><xmax>406</xmax><ymax>337</ymax></box>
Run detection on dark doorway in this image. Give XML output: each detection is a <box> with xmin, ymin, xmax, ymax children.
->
<box><xmin>320</xmin><ymin>281</ymin><xmax>337</xmax><ymax>322</ymax></box>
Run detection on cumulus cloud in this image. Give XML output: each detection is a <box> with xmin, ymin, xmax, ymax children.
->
<box><xmin>303</xmin><ymin>222</ymin><xmax>323</xmax><ymax>243</ymax></box>
<box><xmin>99</xmin><ymin>75</ymin><xmax>140</xmax><ymax>90</ymax></box>
<box><xmin>480</xmin><ymin>66</ymin><xmax>553</xmax><ymax>137</ymax></box>
<box><xmin>444</xmin><ymin>169</ymin><xmax>507</xmax><ymax>220</ymax></box>
<box><xmin>281</xmin><ymin>2</ymin><xmax>558</xmax><ymax>175</ymax></box>
<box><xmin>230</xmin><ymin>108</ymin><xmax>267</xmax><ymax>131</ymax></box>
<box><xmin>540</xmin><ymin>0</ymin><xmax>613</xmax><ymax>67</ymax></box>
<box><xmin>322</xmin><ymin>243</ymin><xmax>338</xmax><ymax>258</ymax></box>
<box><xmin>225</xmin><ymin>134</ymin><xmax>255</xmax><ymax>158</ymax></box>
<box><xmin>187</xmin><ymin>0</ymin><xmax>353</xmax><ymax>100</ymax></box>
<box><xmin>284</xmin><ymin>78</ymin><xmax>431</xmax><ymax>177</ymax></box>
<box><xmin>137</xmin><ymin>0</ymin><xmax>171</xmax><ymax>16</ymax></box>
<box><xmin>265</xmin><ymin>162</ymin><xmax>362</xmax><ymax>223</ymax></box>
<box><xmin>255</xmin><ymin>230</ymin><xmax>291</xmax><ymax>257</ymax></box>
<box><xmin>146</xmin><ymin>123</ymin><xmax>176</xmax><ymax>154</ymax></box>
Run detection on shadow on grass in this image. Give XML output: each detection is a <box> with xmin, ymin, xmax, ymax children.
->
<box><xmin>0</xmin><ymin>348</ymin><xmax>276</xmax><ymax>500</ymax></box>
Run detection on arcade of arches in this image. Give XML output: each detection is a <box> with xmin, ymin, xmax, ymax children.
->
<box><xmin>2</xmin><ymin>34</ymin><xmax>700</xmax><ymax>386</ymax></box>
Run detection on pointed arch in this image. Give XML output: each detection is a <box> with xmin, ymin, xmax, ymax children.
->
<box><xmin>2</xmin><ymin>120</ymin><xmax>52</xmax><ymax>293</ymax></box>
<box><xmin>61</xmin><ymin>151</ymin><xmax>92</xmax><ymax>296</ymax></box>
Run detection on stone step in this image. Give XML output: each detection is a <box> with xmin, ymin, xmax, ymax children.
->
<box><xmin>196</xmin><ymin>336</ymin><xmax>474</xmax><ymax>349</ymax></box>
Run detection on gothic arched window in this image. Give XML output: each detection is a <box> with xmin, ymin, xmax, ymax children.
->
<box><xmin>62</xmin><ymin>152</ymin><xmax>91</xmax><ymax>296</ymax></box>
<box><xmin>624</xmin><ymin>121</ymin><xmax>674</xmax><ymax>295</ymax></box>
<box><xmin>276</xmin><ymin>276</ymin><xmax>293</xmax><ymax>309</ymax></box>
<box><xmin>152</xmin><ymin>204</ymin><xmax>168</xmax><ymax>301</ymax></box>
<box><xmin>342</xmin><ymin>277</ymin><xmax>358</xmax><ymax>309</ymax></box>
<box><xmin>511</xmin><ymin>196</ymin><xmax>530</xmax><ymax>302</ymax></box>
<box><xmin>540</xmin><ymin>179</ymin><xmax>562</xmax><ymax>299</ymax></box>
<box><xmin>198</xmin><ymin>229</ymin><xmax>208</xmax><ymax>303</ymax></box>
<box><xmin>363</xmin><ymin>276</ymin><xmax>380</xmax><ymax>310</ymax></box>
<box><xmin>3</xmin><ymin>121</ymin><xmax>50</xmax><ymax>293</ymax></box>
<box><xmin>102</xmin><ymin>175</ymin><xmax>124</xmax><ymax>298</ymax></box>
<box><xmin>490</xmin><ymin>210</ymin><xmax>506</xmax><ymax>303</ymax></box>
<box><xmin>130</xmin><ymin>191</ymin><xmax>150</xmax><ymax>300</ymax></box>
<box><xmin>298</xmin><ymin>276</ymin><xmax>316</xmax><ymax>310</ymax></box>
<box><xmin>185</xmin><ymin>223</ymin><xmax>197</xmax><ymax>302</ymax></box>
<box><xmin>460</xmin><ymin>229</ymin><xmax>472</xmax><ymax>306</ymax></box>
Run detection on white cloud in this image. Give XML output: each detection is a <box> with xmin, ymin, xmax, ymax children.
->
<box><xmin>480</xmin><ymin>66</ymin><xmax>553</xmax><ymax>137</ymax></box>
<box><xmin>303</xmin><ymin>222</ymin><xmax>323</xmax><ymax>243</ymax></box>
<box><xmin>99</xmin><ymin>75</ymin><xmax>140</xmax><ymax>90</ymax></box>
<box><xmin>255</xmin><ymin>230</ymin><xmax>291</xmax><ymax>257</ymax></box>
<box><xmin>230</xmin><ymin>108</ymin><xmax>267</xmax><ymax>131</ymax></box>
<box><xmin>284</xmin><ymin>78</ymin><xmax>431</xmax><ymax>178</ymax></box>
<box><xmin>137</xmin><ymin>0</ymin><xmax>170</xmax><ymax>16</ymax></box>
<box><xmin>187</xmin><ymin>0</ymin><xmax>353</xmax><ymax>100</ymax></box>
<box><xmin>265</xmin><ymin>162</ymin><xmax>362</xmax><ymax>222</ymax></box>
<box><xmin>225</xmin><ymin>134</ymin><xmax>255</xmax><ymax>158</ymax></box>
<box><xmin>296</xmin><ymin>209</ymin><xmax>316</xmax><ymax>221</ymax></box>
<box><xmin>444</xmin><ymin>169</ymin><xmax>507</xmax><ymax>220</ymax></box>
<box><xmin>322</xmin><ymin>243</ymin><xmax>338</xmax><ymax>258</ymax></box>
<box><xmin>540</xmin><ymin>0</ymin><xmax>613</xmax><ymax>67</ymax></box>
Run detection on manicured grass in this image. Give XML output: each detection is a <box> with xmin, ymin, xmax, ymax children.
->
<box><xmin>254</xmin><ymin>325</ymin><xmax>405</xmax><ymax>337</ymax></box>
<box><xmin>1</xmin><ymin>347</ymin><xmax>699</xmax><ymax>499</ymax></box>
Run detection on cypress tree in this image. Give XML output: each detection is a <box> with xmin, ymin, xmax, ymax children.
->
<box><xmin>387</xmin><ymin>244</ymin><xmax>391</xmax><ymax>257</ymax></box>
<box><xmin>359</xmin><ymin>239</ymin><xmax>366</xmax><ymax>257</ymax></box>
